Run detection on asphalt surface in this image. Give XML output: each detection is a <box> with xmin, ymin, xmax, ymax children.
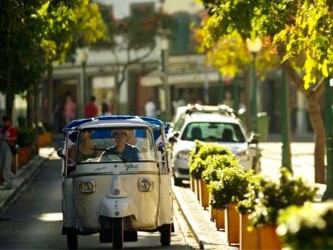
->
<box><xmin>0</xmin><ymin>132</ymin><xmax>326</xmax><ymax>250</ymax></box>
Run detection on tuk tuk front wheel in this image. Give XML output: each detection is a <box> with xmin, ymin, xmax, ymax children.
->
<box><xmin>160</xmin><ymin>224</ymin><xmax>171</xmax><ymax>246</ymax></box>
<box><xmin>66</xmin><ymin>228</ymin><xmax>78</xmax><ymax>249</ymax></box>
<box><xmin>112</xmin><ymin>218</ymin><xmax>123</xmax><ymax>249</ymax></box>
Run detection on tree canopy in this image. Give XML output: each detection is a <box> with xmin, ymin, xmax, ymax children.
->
<box><xmin>198</xmin><ymin>0</ymin><xmax>333</xmax><ymax>89</ymax></box>
<box><xmin>0</xmin><ymin>0</ymin><xmax>107</xmax><ymax>96</ymax></box>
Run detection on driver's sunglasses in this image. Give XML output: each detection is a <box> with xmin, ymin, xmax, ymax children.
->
<box><xmin>113</xmin><ymin>133</ymin><xmax>127</xmax><ymax>139</ymax></box>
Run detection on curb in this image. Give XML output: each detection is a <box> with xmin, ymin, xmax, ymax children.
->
<box><xmin>0</xmin><ymin>154</ymin><xmax>50</xmax><ymax>217</ymax></box>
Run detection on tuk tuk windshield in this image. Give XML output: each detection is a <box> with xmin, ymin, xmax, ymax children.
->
<box><xmin>74</xmin><ymin>127</ymin><xmax>155</xmax><ymax>163</ymax></box>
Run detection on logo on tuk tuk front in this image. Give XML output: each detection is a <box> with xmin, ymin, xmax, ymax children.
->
<box><xmin>125</xmin><ymin>163</ymin><xmax>138</xmax><ymax>171</ymax></box>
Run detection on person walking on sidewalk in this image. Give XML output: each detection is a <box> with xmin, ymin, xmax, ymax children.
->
<box><xmin>0</xmin><ymin>115</ymin><xmax>17</xmax><ymax>189</ymax></box>
<box><xmin>85</xmin><ymin>95</ymin><xmax>99</xmax><ymax>118</ymax></box>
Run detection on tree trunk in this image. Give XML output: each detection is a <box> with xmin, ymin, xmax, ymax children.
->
<box><xmin>308</xmin><ymin>94</ymin><xmax>326</xmax><ymax>183</ymax></box>
<box><xmin>281</xmin><ymin>56</ymin><xmax>326</xmax><ymax>183</ymax></box>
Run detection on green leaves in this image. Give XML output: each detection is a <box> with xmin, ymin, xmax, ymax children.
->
<box><xmin>277</xmin><ymin>202</ymin><xmax>333</xmax><ymax>249</ymax></box>
<box><xmin>248</xmin><ymin>167</ymin><xmax>318</xmax><ymax>227</ymax></box>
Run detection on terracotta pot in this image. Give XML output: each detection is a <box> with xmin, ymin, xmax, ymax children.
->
<box><xmin>199</xmin><ymin>179</ymin><xmax>209</xmax><ymax>209</ymax></box>
<box><xmin>190</xmin><ymin>176</ymin><xmax>195</xmax><ymax>192</ymax></box>
<box><xmin>240</xmin><ymin>212</ymin><xmax>259</xmax><ymax>250</ymax></box>
<box><xmin>225</xmin><ymin>203</ymin><xmax>240</xmax><ymax>245</ymax></box>
<box><xmin>209</xmin><ymin>193</ymin><xmax>216</xmax><ymax>221</ymax></box>
<box><xmin>210</xmin><ymin>205</ymin><xmax>217</xmax><ymax>222</ymax></box>
<box><xmin>215</xmin><ymin>208</ymin><xmax>225</xmax><ymax>230</ymax></box>
<box><xmin>193</xmin><ymin>178</ymin><xmax>200</xmax><ymax>202</ymax></box>
<box><xmin>18</xmin><ymin>146</ymin><xmax>32</xmax><ymax>167</ymax></box>
<box><xmin>258</xmin><ymin>225</ymin><xmax>282</xmax><ymax>250</ymax></box>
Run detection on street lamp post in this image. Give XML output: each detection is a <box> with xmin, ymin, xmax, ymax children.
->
<box><xmin>161</xmin><ymin>37</ymin><xmax>171</xmax><ymax>121</ymax></box>
<box><xmin>322</xmin><ymin>78</ymin><xmax>333</xmax><ymax>200</ymax></box>
<box><xmin>246</xmin><ymin>38</ymin><xmax>262</xmax><ymax>134</ymax></box>
<box><xmin>77</xmin><ymin>48</ymin><xmax>88</xmax><ymax>118</ymax></box>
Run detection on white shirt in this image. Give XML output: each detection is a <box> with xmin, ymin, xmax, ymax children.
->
<box><xmin>145</xmin><ymin>101</ymin><xmax>156</xmax><ymax>118</ymax></box>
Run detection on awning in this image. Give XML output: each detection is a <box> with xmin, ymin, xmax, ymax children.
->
<box><xmin>141</xmin><ymin>71</ymin><xmax>220</xmax><ymax>87</ymax></box>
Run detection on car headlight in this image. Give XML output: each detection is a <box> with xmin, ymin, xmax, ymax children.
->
<box><xmin>138</xmin><ymin>178</ymin><xmax>153</xmax><ymax>192</ymax></box>
<box><xmin>177</xmin><ymin>150</ymin><xmax>190</xmax><ymax>160</ymax></box>
<box><xmin>235</xmin><ymin>150</ymin><xmax>250</xmax><ymax>161</ymax></box>
<box><xmin>79</xmin><ymin>180</ymin><xmax>96</xmax><ymax>194</ymax></box>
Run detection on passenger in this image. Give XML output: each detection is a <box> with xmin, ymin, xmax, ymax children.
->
<box><xmin>77</xmin><ymin>130</ymin><xmax>99</xmax><ymax>162</ymax></box>
<box><xmin>103</xmin><ymin>129</ymin><xmax>142</xmax><ymax>161</ymax></box>
<box><xmin>126</xmin><ymin>129</ymin><xmax>147</xmax><ymax>152</ymax></box>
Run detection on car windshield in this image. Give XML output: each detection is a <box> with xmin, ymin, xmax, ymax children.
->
<box><xmin>180</xmin><ymin>122</ymin><xmax>246</xmax><ymax>143</ymax></box>
<box><xmin>74</xmin><ymin>127</ymin><xmax>156</xmax><ymax>163</ymax></box>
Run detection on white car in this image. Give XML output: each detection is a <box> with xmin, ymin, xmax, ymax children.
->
<box><xmin>169</xmin><ymin>105</ymin><xmax>260</xmax><ymax>186</ymax></box>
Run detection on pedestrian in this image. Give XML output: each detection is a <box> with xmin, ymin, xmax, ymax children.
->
<box><xmin>85</xmin><ymin>95</ymin><xmax>99</xmax><ymax>118</ymax></box>
<box><xmin>63</xmin><ymin>92</ymin><xmax>77</xmax><ymax>123</ymax></box>
<box><xmin>223</xmin><ymin>91</ymin><xmax>233</xmax><ymax>108</ymax></box>
<box><xmin>100</xmin><ymin>102</ymin><xmax>111</xmax><ymax>116</ymax></box>
<box><xmin>0</xmin><ymin>115</ymin><xmax>18</xmax><ymax>189</ymax></box>
<box><xmin>145</xmin><ymin>98</ymin><xmax>157</xmax><ymax>118</ymax></box>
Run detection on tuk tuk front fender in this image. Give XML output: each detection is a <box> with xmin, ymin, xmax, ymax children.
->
<box><xmin>99</xmin><ymin>197</ymin><xmax>138</xmax><ymax>219</ymax></box>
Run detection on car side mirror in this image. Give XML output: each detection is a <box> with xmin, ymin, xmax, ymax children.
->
<box><xmin>249</xmin><ymin>132</ymin><xmax>260</xmax><ymax>144</ymax></box>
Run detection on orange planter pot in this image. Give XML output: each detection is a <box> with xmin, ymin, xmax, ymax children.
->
<box><xmin>38</xmin><ymin>132</ymin><xmax>52</xmax><ymax>147</ymax></box>
<box><xmin>258</xmin><ymin>225</ymin><xmax>282</xmax><ymax>250</ymax></box>
<box><xmin>210</xmin><ymin>205</ymin><xmax>217</xmax><ymax>222</ymax></box>
<box><xmin>193</xmin><ymin>178</ymin><xmax>200</xmax><ymax>202</ymax></box>
<box><xmin>225</xmin><ymin>203</ymin><xmax>240</xmax><ymax>245</ymax></box>
<box><xmin>215</xmin><ymin>208</ymin><xmax>225</xmax><ymax>230</ymax></box>
<box><xmin>18</xmin><ymin>146</ymin><xmax>32</xmax><ymax>167</ymax></box>
<box><xmin>240</xmin><ymin>212</ymin><xmax>259</xmax><ymax>250</ymax></box>
<box><xmin>190</xmin><ymin>176</ymin><xmax>195</xmax><ymax>191</ymax></box>
<box><xmin>199</xmin><ymin>179</ymin><xmax>209</xmax><ymax>209</ymax></box>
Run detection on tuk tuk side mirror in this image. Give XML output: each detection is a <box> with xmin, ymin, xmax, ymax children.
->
<box><xmin>169</xmin><ymin>136</ymin><xmax>178</xmax><ymax>144</ymax></box>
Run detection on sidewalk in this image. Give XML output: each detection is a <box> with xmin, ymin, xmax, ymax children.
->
<box><xmin>0</xmin><ymin>136</ymin><xmax>61</xmax><ymax>217</ymax></box>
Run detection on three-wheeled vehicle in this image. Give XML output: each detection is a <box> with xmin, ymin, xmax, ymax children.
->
<box><xmin>57</xmin><ymin>115</ymin><xmax>173</xmax><ymax>249</ymax></box>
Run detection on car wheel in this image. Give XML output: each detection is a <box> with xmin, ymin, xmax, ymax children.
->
<box><xmin>174</xmin><ymin>176</ymin><xmax>182</xmax><ymax>186</ymax></box>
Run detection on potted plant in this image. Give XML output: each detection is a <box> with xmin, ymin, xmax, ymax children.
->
<box><xmin>237</xmin><ymin>174</ymin><xmax>262</xmax><ymax>250</ymax></box>
<box><xmin>202</xmin><ymin>152</ymin><xmax>242</xmax><ymax>220</ymax></box>
<box><xmin>16</xmin><ymin>127</ymin><xmax>35</xmax><ymax>167</ymax></box>
<box><xmin>277</xmin><ymin>201</ymin><xmax>333</xmax><ymax>249</ymax></box>
<box><xmin>208</xmin><ymin>167</ymin><xmax>254</xmax><ymax>243</ymax></box>
<box><xmin>188</xmin><ymin>140</ymin><xmax>232</xmax><ymax>207</ymax></box>
<box><xmin>248</xmin><ymin>167</ymin><xmax>318</xmax><ymax>249</ymax></box>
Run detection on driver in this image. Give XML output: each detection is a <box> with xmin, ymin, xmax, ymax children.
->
<box><xmin>103</xmin><ymin>129</ymin><xmax>142</xmax><ymax>161</ymax></box>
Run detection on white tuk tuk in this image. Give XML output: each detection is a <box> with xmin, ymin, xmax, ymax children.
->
<box><xmin>57</xmin><ymin>115</ymin><xmax>173</xmax><ymax>249</ymax></box>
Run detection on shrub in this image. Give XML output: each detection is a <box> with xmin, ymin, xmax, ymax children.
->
<box><xmin>188</xmin><ymin>140</ymin><xmax>232</xmax><ymax>179</ymax></box>
<box><xmin>249</xmin><ymin>167</ymin><xmax>318</xmax><ymax>227</ymax></box>
<box><xmin>277</xmin><ymin>201</ymin><xmax>333</xmax><ymax>249</ymax></box>
<box><xmin>17</xmin><ymin>128</ymin><xmax>35</xmax><ymax>147</ymax></box>
<box><xmin>208</xmin><ymin>167</ymin><xmax>254</xmax><ymax>209</ymax></box>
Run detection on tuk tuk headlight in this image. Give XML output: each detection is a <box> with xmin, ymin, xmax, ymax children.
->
<box><xmin>138</xmin><ymin>178</ymin><xmax>153</xmax><ymax>192</ymax></box>
<box><xmin>79</xmin><ymin>180</ymin><xmax>96</xmax><ymax>194</ymax></box>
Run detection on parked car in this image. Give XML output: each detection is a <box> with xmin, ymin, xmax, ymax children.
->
<box><xmin>169</xmin><ymin>104</ymin><xmax>260</xmax><ymax>186</ymax></box>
